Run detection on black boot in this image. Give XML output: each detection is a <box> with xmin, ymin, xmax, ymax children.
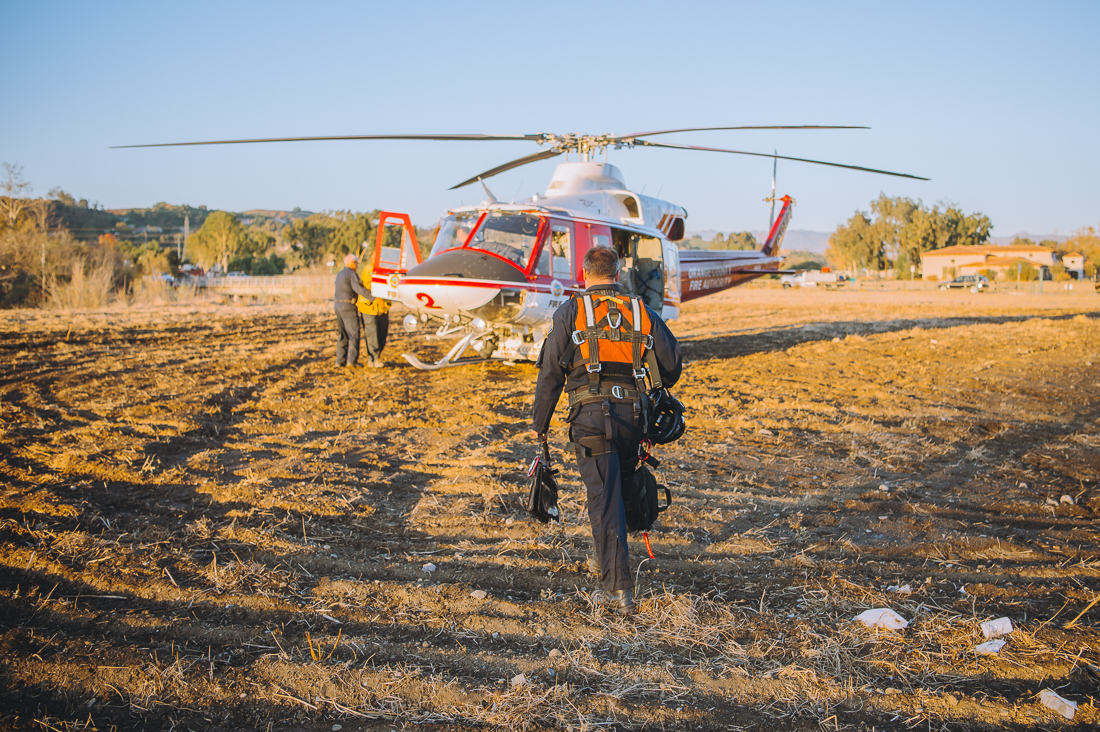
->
<box><xmin>596</xmin><ymin>589</ymin><xmax>635</xmax><ymax>616</ymax></box>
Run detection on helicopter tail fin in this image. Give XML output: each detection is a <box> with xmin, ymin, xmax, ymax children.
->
<box><xmin>761</xmin><ymin>195</ymin><xmax>794</xmax><ymax>257</ymax></box>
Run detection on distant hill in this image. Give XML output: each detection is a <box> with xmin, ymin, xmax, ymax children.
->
<box><xmin>239</xmin><ymin>209</ymin><xmax>315</xmax><ymax>225</ymax></box>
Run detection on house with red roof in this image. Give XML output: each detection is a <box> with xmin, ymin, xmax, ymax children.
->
<box><xmin>920</xmin><ymin>244</ymin><xmax>1055</xmax><ymax>280</ymax></box>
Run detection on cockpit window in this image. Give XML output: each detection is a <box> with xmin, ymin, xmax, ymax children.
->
<box><xmin>430</xmin><ymin>212</ymin><xmax>481</xmax><ymax>258</ymax></box>
<box><xmin>463</xmin><ymin>212</ymin><xmax>542</xmax><ymax>268</ymax></box>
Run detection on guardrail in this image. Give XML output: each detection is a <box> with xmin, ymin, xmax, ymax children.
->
<box><xmin>189</xmin><ymin>275</ymin><xmax>332</xmax><ymax>299</ymax></box>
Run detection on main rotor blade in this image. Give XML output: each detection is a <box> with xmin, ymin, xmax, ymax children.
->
<box><xmin>111</xmin><ymin>133</ymin><xmax>545</xmax><ymax>149</ymax></box>
<box><xmin>449</xmin><ymin>149</ymin><xmax>563</xmax><ymax>190</ymax></box>
<box><xmin>615</xmin><ymin>125</ymin><xmax>868</xmax><ymax>142</ymax></box>
<box><xmin>636</xmin><ymin>140</ymin><xmax>929</xmax><ymax>180</ymax></box>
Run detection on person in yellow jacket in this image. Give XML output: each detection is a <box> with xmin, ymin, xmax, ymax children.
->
<box><xmin>355</xmin><ymin>255</ymin><xmax>391</xmax><ymax>368</ymax></box>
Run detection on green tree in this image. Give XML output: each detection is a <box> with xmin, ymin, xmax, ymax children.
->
<box><xmin>186</xmin><ymin>211</ymin><xmax>245</xmax><ymax>272</ymax></box>
<box><xmin>826</xmin><ymin>212</ymin><xmax>882</xmax><ymax>274</ymax></box>
<box><xmin>227</xmin><ymin>252</ymin><xmax>286</xmax><ymax>275</ymax></box>
<box><xmin>708</xmin><ymin>231</ymin><xmax>758</xmax><ymax>251</ymax></box>
<box><xmin>280</xmin><ymin>210</ymin><xmax>375</xmax><ymax>267</ymax></box>
<box><xmin>827</xmin><ymin>196</ymin><xmax>992</xmax><ymax>276</ymax></box>
<box><xmin>1</xmin><ymin>163</ymin><xmax>32</xmax><ymax>229</ymax></box>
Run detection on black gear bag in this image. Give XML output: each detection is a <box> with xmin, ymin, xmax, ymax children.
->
<box><xmin>622</xmin><ymin>464</ymin><xmax>671</xmax><ymax>532</ymax></box>
<box><xmin>526</xmin><ymin>442</ymin><xmax>561</xmax><ymax>523</ymax></box>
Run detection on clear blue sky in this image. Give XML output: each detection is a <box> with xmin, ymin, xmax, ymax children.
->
<box><xmin>3</xmin><ymin>0</ymin><xmax>1097</xmax><ymax>238</ymax></box>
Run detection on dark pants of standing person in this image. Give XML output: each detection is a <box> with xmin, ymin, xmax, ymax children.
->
<box><xmin>334</xmin><ymin>303</ymin><xmax>361</xmax><ymax>366</ymax></box>
<box><xmin>569</xmin><ymin>398</ymin><xmax>643</xmax><ymax>593</ymax></box>
<box><xmin>363</xmin><ymin>312</ymin><xmax>389</xmax><ymax>362</ymax></box>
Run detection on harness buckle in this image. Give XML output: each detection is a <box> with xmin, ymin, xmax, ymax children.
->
<box><xmin>645</xmin><ymin>334</ymin><xmax>654</xmax><ymax>348</ymax></box>
<box><xmin>633</xmin><ymin>368</ymin><xmax>647</xmax><ymax>380</ymax></box>
<box><xmin>611</xmin><ymin>385</ymin><xmax>624</xmax><ymax>399</ymax></box>
<box><xmin>571</xmin><ymin>331</ymin><xmax>585</xmax><ymax>345</ymax></box>
<box><xmin>586</xmin><ymin>363</ymin><xmax>602</xmax><ymax>373</ymax></box>
<box><xmin>607</xmin><ymin>312</ymin><xmax>622</xmax><ymax>329</ymax></box>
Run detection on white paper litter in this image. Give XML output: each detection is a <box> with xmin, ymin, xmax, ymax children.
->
<box><xmin>975</xmin><ymin>639</ymin><xmax>1006</xmax><ymax>655</ymax></box>
<box><xmin>980</xmin><ymin>616</ymin><xmax>1013</xmax><ymax>639</ymax></box>
<box><xmin>510</xmin><ymin>673</ymin><xmax>526</xmax><ymax>687</ymax></box>
<box><xmin>1060</xmin><ymin>494</ymin><xmax>1074</xmax><ymax>505</ymax></box>
<box><xmin>854</xmin><ymin>608</ymin><xmax>908</xmax><ymax>630</ymax></box>
<box><xmin>1039</xmin><ymin>689</ymin><xmax>1077</xmax><ymax>720</ymax></box>
<box><xmin>469</xmin><ymin>589</ymin><xmax>488</xmax><ymax>600</ymax></box>
<box><xmin>422</xmin><ymin>563</ymin><xmax>436</xmax><ymax>573</ymax></box>
<box><xmin>887</xmin><ymin>584</ymin><xmax>912</xmax><ymax>595</ymax></box>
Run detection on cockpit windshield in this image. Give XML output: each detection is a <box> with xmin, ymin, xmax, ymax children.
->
<box><xmin>430</xmin><ymin>212</ymin><xmax>480</xmax><ymax>258</ymax></box>
<box><xmin>465</xmin><ymin>212</ymin><xmax>541</xmax><ymax>268</ymax></box>
<box><xmin>431</xmin><ymin>211</ymin><xmax>544</xmax><ymax>270</ymax></box>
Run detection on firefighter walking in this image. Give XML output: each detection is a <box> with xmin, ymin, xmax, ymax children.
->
<box><xmin>532</xmin><ymin>247</ymin><xmax>682</xmax><ymax>615</ymax></box>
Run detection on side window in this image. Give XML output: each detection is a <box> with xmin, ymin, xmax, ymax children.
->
<box><xmin>592</xmin><ymin>234</ymin><xmax>610</xmax><ymax>249</ymax></box>
<box><xmin>536</xmin><ymin>243</ymin><xmax>551</xmax><ymax>276</ymax></box>
<box><xmin>551</xmin><ymin>225</ymin><xmax>572</xmax><ymax>278</ymax></box>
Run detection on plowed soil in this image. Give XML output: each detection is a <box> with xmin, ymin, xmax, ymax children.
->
<box><xmin>2</xmin><ymin>287</ymin><xmax>1099</xmax><ymax>731</ymax></box>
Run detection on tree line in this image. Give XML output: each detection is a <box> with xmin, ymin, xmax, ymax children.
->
<box><xmin>825</xmin><ymin>195</ymin><xmax>993</xmax><ymax>275</ymax></box>
<box><xmin>825</xmin><ymin>194</ymin><xmax>1099</xmax><ymax>280</ymax></box>
<box><xmin>680</xmin><ymin>231</ymin><xmax>759</xmax><ymax>251</ymax></box>
<box><xmin>0</xmin><ymin>162</ymin><xmax>436</xmax><ymax>307</ymax></box>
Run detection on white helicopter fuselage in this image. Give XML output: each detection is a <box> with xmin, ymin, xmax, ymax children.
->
<box><xmin>368</xmin><ymin>161</ymin><xmax>791</xmax><ymax>368</ymax></box>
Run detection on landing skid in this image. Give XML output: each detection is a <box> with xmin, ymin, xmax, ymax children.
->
<box><xmin>402</xmin><ymin>332</ymin><xmax>505</xmax><ymax>370</ymax></box>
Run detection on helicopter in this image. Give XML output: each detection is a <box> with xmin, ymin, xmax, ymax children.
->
<box><xmin>116</xmin><ymin>126</ymin><xmax>927</xmax><ymax>369</ymax></box>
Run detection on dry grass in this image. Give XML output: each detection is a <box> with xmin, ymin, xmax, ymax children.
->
<box><xmin>2</xmin><ymin>294</ymin><xmax>1099</xmax><ymax>731</ymax></box>
<box><xmin>48</xmin><ymin>259</ymin><xmax>117</xmax><ymax>309</ymax></box>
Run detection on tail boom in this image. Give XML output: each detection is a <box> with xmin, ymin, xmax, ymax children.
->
<box><xmin>677</xmin><ymin>195</ymin><xmax>795</xmax><ymax>302</ymax></box>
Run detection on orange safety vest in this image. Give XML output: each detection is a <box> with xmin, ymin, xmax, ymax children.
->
<box><xmin>569</xmin><ymin>292</ymin><xmax>663</xmax><ymax>408</ymax></box>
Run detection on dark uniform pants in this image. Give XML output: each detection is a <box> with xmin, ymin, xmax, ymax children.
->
<box><xmin>335</xmin><ymin>303</ymin><xmax>361</xmax><ymax>366</ymax></box>
<box><xmin>363</xmin><ymin>312</ymin><xmax>389</xmax><ymax>361</ymax></box>
<box><xmin>569</xmin><ymin>398</ymin><xmax>644</xmax><ymax>593</ymax></box>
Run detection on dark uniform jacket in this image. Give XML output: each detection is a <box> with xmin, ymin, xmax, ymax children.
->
<box><xmin>334</xmin><ymin>266</ymin><xmax>371</xmax><ymax>303</ymax></box>
<box><xmin>533</xmin><ymin>283</ymin><xmax>682</xmax><ymax>435</ymax></box>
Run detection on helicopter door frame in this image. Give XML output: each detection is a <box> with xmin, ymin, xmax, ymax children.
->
<box><xmin>369</xmin><ymin>211</ymin><xmax>423</xmax><ymax>300</ymax></box>
<box><xmin>529</xmin><ymin>217</ymin><xmax>578</xmax><ymax>310</ymax></box>
<box><xmin>580</xmin><ymin>223</ymin><xmax>610</xmax><ymax>280</ymax></box>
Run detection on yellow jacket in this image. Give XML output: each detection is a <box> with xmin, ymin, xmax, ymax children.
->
<box><xmin>356</xmin><ymin>260</ymin><xmax>392</xmax><ymax>316</ymax></box>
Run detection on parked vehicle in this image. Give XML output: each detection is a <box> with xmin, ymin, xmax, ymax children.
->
<box><xmin>939</xmin><ymin>274</ymin><xmax>989</xmax><ymax>293</ymax></box>
<box><xmin>781</xmin><ymin>269</ymin><xmax>848</xmax><ymax>289</ymax></box>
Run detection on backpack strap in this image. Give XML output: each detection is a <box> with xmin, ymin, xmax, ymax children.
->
<box><xmin>581</xmin><ymin>294</ymin><xmax>601</xmax><ymax>397</ymax></box>
<box><xmin>637</xmin><ymin>297</ymin><xmax>663</xmax><ymax>391</ymax></box>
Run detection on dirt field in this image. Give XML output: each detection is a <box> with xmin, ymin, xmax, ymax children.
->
<box><xmin>2</xmin><ymin>287</ymin><xmax>1099</xmax><ymax>731</ymax></box>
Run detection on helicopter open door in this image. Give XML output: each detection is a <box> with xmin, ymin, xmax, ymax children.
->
<box><xmin>611</xmin><ymin>227</ymin><xmax>666</xmax><ymax>315</ymax></box>
<box><xmin>368</xmin><ymin>212</ymin><xmax>423</xmax><ymax>300</ymax></box>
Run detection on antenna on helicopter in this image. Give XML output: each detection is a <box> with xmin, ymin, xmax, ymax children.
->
<box><xmin>768</xmin><ymin>151</ymin><xmax>778</xmax><ymax>228</ymax></box>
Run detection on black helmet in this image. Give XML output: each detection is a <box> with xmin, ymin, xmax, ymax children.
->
<box><xmin>648</xmin><ymin>388</ymin><xmax>685</xmax><ymax>444</ymax></box>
